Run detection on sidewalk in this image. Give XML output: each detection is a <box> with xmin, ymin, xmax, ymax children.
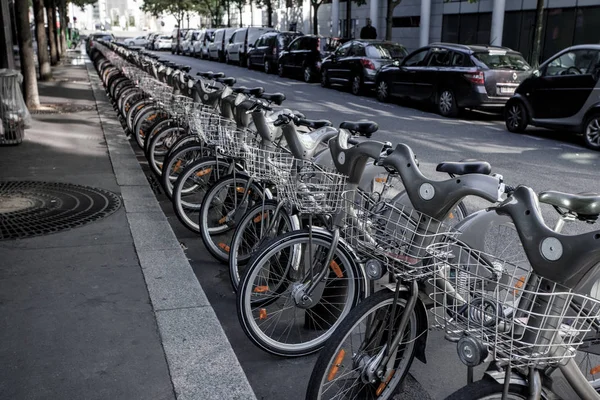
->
<box><xmin>0</xmin><ymin>52</ymin><xmax>254</xmax><ymax>400</ymax></box>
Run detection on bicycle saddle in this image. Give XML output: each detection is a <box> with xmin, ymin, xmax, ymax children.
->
<box><xmin>215</xmin><ymin>77</ymin><xmax>236</xmax><ymax>86</ymax></box>
<box><xmin>296</xmin><ymin>118</ymin><xmax>332</xmax><ymax>129</ymax></box>
<box><xmin>436</xmin><ymin>160</ymin><xmax>491</xmax><ymax>176</ymax></box>
<box><xmin>339</xmin><ymin>121</ymin><xmax>378</xmax><ymax>137</ymax></box>
<box><xmin>231</xmin><ymin>87</ymin><xmax>264</xmax><ymax>96</ymax></box>
<box><xmin>260</xmin><ymin>93</ymin><xmax>286</xmax><ymax>105</ymax></box>
<box><xmin>196</xmin><ymin>71</ymin><xmax>225</xmax><ymax>79</ymax></box>
<box><xmin>539</xmin><ymin>191</ymin><xmax>600</xmax><ymax>218</ymax></box>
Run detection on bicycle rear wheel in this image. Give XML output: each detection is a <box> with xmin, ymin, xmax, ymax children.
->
<box><xmin>444</xmin><ymin>379</ymin><xmax>527</xmax><ymax>399</ymax></box>
<box><xmin>160</xmin><ymin>141</ymin><xmax>208</xmax><ymax>199</ymax></box>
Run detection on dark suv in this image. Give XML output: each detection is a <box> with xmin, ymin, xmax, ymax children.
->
<box><xmin>375</xmin><ymin>43</ymin><xmax>532</xmax><ymax>117</ymax></box>
<box><xmin>247</xmin><ymin>31</ymin><xmax>303</xmax><ymax>74</ymax></box>
<box><xmin>505</xmin><ymin>45</ymin><xmax>600</xmax><ymax>150</ymax></box>
<box><xmin>278</xmin><ymin>35</ymin><xmax>349</xmax><ymax>82</ymax></box>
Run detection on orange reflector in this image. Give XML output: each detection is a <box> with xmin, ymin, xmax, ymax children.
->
<box><xmin>254</xmin><ymin>285</ymin><xmax>269</xmax><ymax>293</ymax></box>
<box><xmin>218</xmin><ymin>243</ymin><xmax>230</xmax><ymax>253</ymax></box>
<box><xmin>591</xmin><ymin>365</ymin><xmax>600</xmax><ymax>375</ymax></box>
<box><xmin>374</xmin><ymin>177</ymin><xmax>387</xmax><ymax>183</ymax></box>
<box><xmin>253</xmin><ymin>213</ymin><xmax>268</xmax><ymax>223</ymax></box>
<box><xmin>218</xmin><ymin>216</ymin><xmax>227</xmax><ymax>225</ymax></box>
<box><xmin>327</xmin><ymin>349</ymin><xmax>346</xmax><ymax>381</ymax></box>
<box><xmin>376</xmin><ymin>369</ymin><xmax>395</xmax><ymax>396</ymax></box>
<box><xmin>259</xmin><ymin>308</ymin><xmax>267</xmax><ymax>320</ymax></box>
<box><xmin>173</xmin><ymin>160</ymin><xmax>183</xmax><ymax>173</ymax></box>
<box><xmin>330</xmin><ymin>260</ymin><xmax>343</xmax><ymax>278</ymax></box>
<box><xmin>513</xmin><ymin>276</ymin><xmax>526</xmax><ymax>295</ymax></box>
<box><xmin>148</xmin><ymin>113</ymin><xmax>157</xmax><ymax>121</ymax></box>
<box><xmin>236</xmin><ymin>187</ymin><xmax>250</xmax><ymax>194</ymax></box>
<box><xmin>448</xmin><ymin>212</ymin><xmax>455</xmax><ymax>220</ymax></box>
<box><xmin>195</xmin><ymin>167</ymin><xmax>212</xmax><ymax>177</ymax></box>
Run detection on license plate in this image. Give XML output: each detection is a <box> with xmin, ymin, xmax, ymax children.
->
<box><xmin>498</xmin><ymin>86</ymin><xmax>515</xmax><ymax>95</ymax></box>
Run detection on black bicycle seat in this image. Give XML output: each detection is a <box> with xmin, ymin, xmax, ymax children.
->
<box><xmin>539</xmin><ymin>191</ymin><xmax>600</xmax><ymax>218</ymax></box>
<box><xmin>436</xmin><ymin>160</ymin><xmax>492</xmax><ymax>176</ymax></box>
<box><xmin>297</xmin><ymin>118</ymin><xmax>332</xmax><ymax>129</ymax></box>
<box><xmin>216</xmin><ymin>77</ymin><xmax>236</xmax><ymax>86</ymax></box>
<box><xmin>260</xmin><ymin>93</ymin><xmax>285</xmax><ymax>105</ymax></box>
<box><xmin>180</xmin><ymin>65</ymin><xmax>192</xmax><ymax>72</ymax></box>
<box><xmin>339</xmin><ymin>121</ymin><xmax>378</xmax><ymax>136</ymax></box>
<box><xmin>232</xmin><ymin>86</ymin><xmax>248</xmax><ymax>94</ymax></box>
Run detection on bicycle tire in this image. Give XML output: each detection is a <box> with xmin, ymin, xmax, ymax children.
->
<box><xmin>228</xmin><ymin>200</ymin><xmax>297</xmax><ymax>291</ymax></box>
<box><xmin>146</xmin><ymin>126</ymin><xmax>189</xmax><ymax>177</ymax></box>
<box><xmin>444</xmin><ymin>379</ymin><xmax>528</xmax><ymax>399</ymax></box>
<box><xmin>172</xmin><ymin>157</ymin><xmax>232</xmax><ymax>233</ymax></box>
<box><xmin>306</xmin><ymin>290</ymin><xmax>419</xmax><ymax>400</ymax></box>
<box><xmin>160</xmin><ymin>141</ymin><xmax>208</xmax><ymax>199</ymax></box>
<box><xmin>198</xmin><ymin>173</ymin><xmax>266</xmax><ymax>264</ymax></box>
<box><xmin>236</xmin><ymin>228</ymin><xmax>363</xmax><ymax>357</ymax></box>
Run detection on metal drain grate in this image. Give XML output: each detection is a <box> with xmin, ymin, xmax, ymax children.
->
<box><xmin>0</xmin><ymin>181</ymin><xmax>122</xmax><ymax>240</ymax></box>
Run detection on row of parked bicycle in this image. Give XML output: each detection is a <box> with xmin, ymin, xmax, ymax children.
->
<box><xmin>91</xmin><ymin>39</ymin><xmax>600</xmax><ymax>399</ymax></box>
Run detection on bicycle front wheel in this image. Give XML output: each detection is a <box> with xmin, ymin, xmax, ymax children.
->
<box><xmin>306</xmin><ymin>290</ymin><xmax>418</xmax><ymax>400</ymax></box>
<box><xmin>444</xmin><ymin>379</ymin><xmax>528</xmax><ymax>399</ymax></box>
<box><xmin>228</xmin><ymin>200</ymin><xmax>298</xmax><ymax>291</ymax></box>
<box><xmin>237</xmin><ymin>229</ymin><xmax>363</xmax><ymax>357</ymax></box>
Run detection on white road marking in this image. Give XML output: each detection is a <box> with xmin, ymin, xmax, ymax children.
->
<box><xmin>488</xmin><ymin>126</ymin><xmax>503</xmax><ymax>131</ymax></box>
<box><xmin>562</xmin><ymin>144</ymin><xmax>583</xmax><ymax>150</ymax></box>
<box><xmin>524</xmin><ymin>135</ymin><xmax>544</xmax><ymax>141</ymax></box>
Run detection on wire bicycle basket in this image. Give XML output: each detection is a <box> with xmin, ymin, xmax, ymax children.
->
<box><xmin>427</xmin><ymin>240</ymin><xmax>600</xmax><ymax>367</ymax></box>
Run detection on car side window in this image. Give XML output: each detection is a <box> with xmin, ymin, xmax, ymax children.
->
<box><xmin>299</xmin><ymin>38</ymin><xmax>312</xmax><ymax>51</ymax></box>
<box><xmin>544</xmin><ymin>50</ymin><xmax>599</xmax><ymax>77</ymax></box>
<box><xmin>336</xmin><ymin>42</ymin><xmax>352</xmax><ymax>57</ymax></box>
<box><xmin>428</xmin><ymin>48</ymin><xmax>451</xmax><ymax>67</ymax></box>
<box><xmin>451</xmin><ymin>52</ymin><xmax>465</xmax><ymax>67</ymax></box>
<box><xmin>403</xmin><ymin>49</ymin><xmax>429</xmax><ymax>67</ymax></box>
<box><xmin>288</xmin><ymin>38</ymin><xmax>301</xmax><ymax>51</ymax></box>
<box><xmin>352</xmin><ymin>43</ymin><xmax>366</xmax><ymax>57</ymax></box>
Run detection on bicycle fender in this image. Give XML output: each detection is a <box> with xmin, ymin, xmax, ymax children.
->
<box><xmin>482</xmin><ymin>369</ymin><xmax>552</xmax><ymax>399</ymax></box>
<box><xmin>380</xmin><ymin>284</ymin><xmax>429</xmax><ymax>364</ymax></box>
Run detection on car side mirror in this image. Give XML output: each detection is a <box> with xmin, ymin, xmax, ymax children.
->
<box><xmin>532</xmin><ymin>69</ymin><xmax>540</xmax><ymax>77</ymax></box>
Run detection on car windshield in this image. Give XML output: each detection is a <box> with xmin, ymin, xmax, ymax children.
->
<box><xmin>366</xmin><ymin>43</ymin><xmax>407</xmax><ymax>59</ymax></box>
<box><xmin>474</xmin><ymin>51</ymin><xmax>531</xmax><ymax>71</ymax></box>
<box><xmin>160</xmin><ymin>36</ymin><xmax>171</xmax><ymax>40</ymax></box>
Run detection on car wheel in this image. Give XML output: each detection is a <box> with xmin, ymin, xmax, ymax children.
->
<box><xmin>278</xmin><ymin>63</ymin><xmax>285</xmax><ymax>77</ymax></box>
<box><xmin>264</xmin><ymin>60</ymin><xmax>270</xmax><ymax>74</ymax></box>
<box><xmin>247</xmin><ymin>57</ymin><xmax>252</xmax><ymax>70</ymax></box>
<box><xmin>351</xmin><ymin>74</ymin><xmax>362</xmax><ymax>95</ymax></box>
<box><xmin>583</xmin><ymin>113</ymin><xmax>600</xmax><ymax>151</ymax></box>
<box><xmin>438</xmin><ymin>89</ymin><xmax>459</xmax><ymax>117</ymax></box>
<box><xmin>128</xmin><ymin>41</ymin><xmax>134</xmax><ymax>46</ymax></box>
<box><xmin>376</xmin><ymin>79</ymin><xmax>390</xmax><ymax>103</ymax></box>
<box><xmin>303</xmin><ymin>66</ymin><xmax>313</xmax><ymax>83</ymax></box>
<box><xmin>225</xmin><ymin>53</ymin><xmax>230</xmax><ymax>64</ymax></box>
<box><xmin>505</xmin><ymin>101</ymin><xmax>528</xmax><ymax>133</ymax></box>
<box><xmin>321</xmin><ymin>69</ymin><xmax>329</xmax><ymax>88</ymax></box>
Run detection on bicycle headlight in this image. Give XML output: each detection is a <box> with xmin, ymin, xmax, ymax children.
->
<box><xmin>365</xmin><ymin>259</ymin><xmax>384</xmax><ymax>280</ymax></box>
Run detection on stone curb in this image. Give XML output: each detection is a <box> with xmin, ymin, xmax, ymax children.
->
<box><xmin>84</xmin><ymin>58</ymin><xmax>257</xmax><ymax>400</ymax></box>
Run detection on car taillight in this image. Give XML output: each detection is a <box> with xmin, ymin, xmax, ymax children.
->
<box><xmin>273</xmin><ymin>47</ymin><xmax>277</xmax><ymax>55</ymax></box>
<box><xmin>360</xmin><ymin>58</ymin><xmax>376</xmax><ymax>70</ymax></box>
<box><xmin>316</xmin><ymin>38</ymin><xmax>321</xmax><ymax>51</ymax></box>
<box><xmin>464</xmin><ymin>71</ymin><xmax>485</xmax><ymax>85</ymax></box>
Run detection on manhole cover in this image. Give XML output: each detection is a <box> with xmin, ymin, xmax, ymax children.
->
<box><xmin>0</xmin><ymin>181</ymin><xmax>121</xmax><ymax>240</ymax></box>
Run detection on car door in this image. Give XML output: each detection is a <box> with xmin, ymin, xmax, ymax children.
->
<box><xmin>416</xmin><ymin>47</ymin><xmax>449</xmax><ymax>99</ymax></box>
<box><xmin>328</xmin><ymin>41</ymin><xmax>352</xmax><ymax>82</ymax></box>
<box><xmin>531</xmin><ymin>49</ymin><xmax>600</xmax><ymax>119</ymax></box>
<box><xmin>285</xmin><ymin>37</ymin><xmax>302</xmax><ymax>69</ymax></box>
<box><xmin>393</xmin><ymin>48</ymin><xmax>430</xmax><ymax>98</ymax></box>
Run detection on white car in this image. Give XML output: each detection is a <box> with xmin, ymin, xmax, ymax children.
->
<box><xmin>225</xmin><ymin>27</ymin><xmax>274</xmax><ymax>65</ymax></box>
<box><xmin>125</xmin><ymin>36</ymin><xmax>148</xmax><ymax>47</ymax></box>
<box><xmin>155</xmin><ymin>35</ymin><xmax>172</xmax><ymax>50</ymax></box>
<box><xmin>193</xmin><ymin>29</ymin><xmax>215</xmax><ymax>59</ymax></box>
<box><xmin>182</xmin><ymin>30</ymin><xmax>202</xmax><ymax>56</ymax></box>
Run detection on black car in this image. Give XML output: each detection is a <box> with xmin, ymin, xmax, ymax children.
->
<box><xmin>278</xmin><ymin>35</ymin><xmax>349</xmax><ymax>82</ymax></box>
<box><xmin>247</xmin><ymin>31</ymin><xmax>303</xmax><ymax>74</ymax></box>
<box><xmin>321</xmin><ymin>40</ymin><xmax>407</xmax><ymax>95</ymax></box>
<box><xmin>375</xmin><ymin>43</ymin><xmax>532</xmax><ymax>117</ymax></box>
<box><xmin>505</xmin><ymin>45</ymin><xmax>600</xmax><ymax>150</ymax></box>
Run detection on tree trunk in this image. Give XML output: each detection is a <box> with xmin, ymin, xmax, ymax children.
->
<box><xmin>345</xmin><ymin>0</ymin><xmax>351</xmax><ymax>38</ymax></box>
<box><xmin>33</xmin><ymin>0</ymin><xmax>52</xmax><ymax>80</ymax></box>
<box><xmin>58</xmin><ymin>0</ymin><xmax>67</xmax><ymax>57</ymax></box>
<box><xmin>530</xmin><ymin>0</ymin><xmax>544</xmax><ymax>69</ymax></box>
<box><xmin>53</xmin><ymin>4</ymin><xmax>61</xmax><ymax>59</ymax></box>
<box><xmin>385</xmin><ymin>0</ymin><xmax>398</xmax><ymax>40</ymax></box>
<box><xmin>238</xmin><ymin>5</ymin><xmax>242</xmax><ymax>27</ymax></box>
<box><xmin>46</xmin><ymin>1</ymin><xmax>58</xmax><ymax>65</ymax></box>
<box><xmin>14</xmin><ymin>0</ymin><xmax>40</xmax><ymax>109</ymax></box>
<box><xmin>266</xmin><ymin>2</ymin><xmax>272</xmax><ymax>27</ymax></box>
<box><xmin>312</xmin><ymin>3</ymin><xmax>320</xmax><ymax>35</ymax></box>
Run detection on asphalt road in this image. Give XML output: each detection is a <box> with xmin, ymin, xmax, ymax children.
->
<box><xmin>142</xmin><ymin>50</ymin><xmax>600</xmax><ymax>400</ymax></box>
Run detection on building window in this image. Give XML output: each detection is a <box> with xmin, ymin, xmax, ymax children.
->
<box><xmin>392</xmin><ymin>16</ymin><xmax>420</xmax><ymax>28</ymax></box>
<box><xmin>441</xmin><ymin>13</ymin><xmax>491</xmax><ymax>45</ymax></box>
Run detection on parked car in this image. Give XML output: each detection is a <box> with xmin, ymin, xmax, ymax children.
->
<box><xmin>321</xmin><ymin>39</ymin><xmax>407</xmax><ymax>95</ymax></box>
<box><xmin>193</xmin><ymin>29</ymin><xmax>215</xmax><ymax>59</ymax></box>
<box><xmin>225</xmin><ymin>27</ymin><xmax>276</xmax><ymax>65</ymax></box>
<box><xmin>171</xmin><ymin>28</ymin><xmax>190</xmax><ymax>54</ymax></box>
<box><xmin>125</xmin><ymin>35</ymin><xmax>148</xmax><ymax>47</ymax></box>
<box><xmin>504</xmin><ymin>45</ymin><xmax>600</xmax><ymax>150</ymax></box>
<box><xmin>247</xmin><ymin>31</ymin><xmax>303</xmax><ymax>73</ymax></box>
<box><xmin>209</xmin><ymin>28</ymin><xmax>237</xmax><ymax>62</ymax></box>
<box><xmin>181</xmin><ymin>29</ymin><xmax>201</xmax><ymax>56</ymax></box>
<box><xmin>375</xmin><ymin>43</ymin><xmax>532</xmax><ymax>117</ymax></box>
<box><xmin>278</xmin><ymin>35</ymin><xmax>350</xmax><ymax>82</ymax></box>
<box><xmin>85</xmin><ymin>32</ymin><xmax>115</xmax><ymax>53</ymax></box>
<box><xmin>155</xmin><ymin>35</ymin><xmax>173</xmax><ymax>51</ymax></box>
